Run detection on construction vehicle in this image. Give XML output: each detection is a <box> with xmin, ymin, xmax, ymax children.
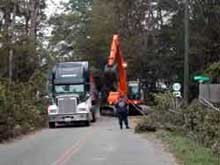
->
<box><xmin>128</xmin><ymin>80</ymin><xmax>144</xmax><ymax>104</ymax></box>
<box><xmin>100</xmin><ymin>35</ymin><xmax>144</xmax><ymax>115</ymax></box>
<box><xmin>47</xmin><ymin>61</ymin><xmax>98</xmax><ymax>128</ymax></box>
<box><xmin>127</xmin><ymin>80</ymin><xmax>145</xmax><ymax>115</ymax></box>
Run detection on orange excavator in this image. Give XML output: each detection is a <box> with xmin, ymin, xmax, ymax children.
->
<box><xmin>105</xmin><ymin>35</ymin><xmax>127</xmax><ymax>104</ymax></box>
<box><xmin>100</xmin><ymin>34</ymin><xmax>144</xmax><ymax>115</ymax></box>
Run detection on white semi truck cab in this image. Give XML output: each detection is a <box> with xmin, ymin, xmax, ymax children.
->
<box><xmin>47</xmin><ymin>61</ymin><xmax>97</xmax><ymax>128</ymax></box>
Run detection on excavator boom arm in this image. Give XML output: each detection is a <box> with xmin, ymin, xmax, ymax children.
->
<box><xmin>105</xmin><ymin>35</ymin><xmax>127</xmax><ymax>104</ymax></box>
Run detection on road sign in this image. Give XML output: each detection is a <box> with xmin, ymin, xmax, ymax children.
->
<box><xmin>193</xmin><ymin>75</ymin><xmax>209</xmax><ymax>81</ymax></box>
<box><xmin>172</xmin><ymin>83</ymin><xmax>181</xmax><ymax>91</ymax></box>
<box><xmin>173</xmin><ymin>91</ymin><xmax>182</xmax><ymax>98</ymax></box>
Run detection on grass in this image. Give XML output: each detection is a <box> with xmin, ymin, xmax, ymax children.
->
<box><xmin>156</xmin><ymin>131</ymin><xmax>220</xmax><ymax>165</ymax></box>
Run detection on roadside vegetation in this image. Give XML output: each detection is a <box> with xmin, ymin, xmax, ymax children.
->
<box><xmin>157</xmin><ymin>131</ymin><xmax>220</xmax><ymax>165</ymax></box>
<box><xmin>0</xmin><ymin>72</ymin><xmax>47</xmax><ymax>142</ymax></box>
<box><xmin>1</xmin><ymin>0</ymin><xmax>220</xmax><ymax>144</ymax></box>
<box><xmin>0</xmin><ymin>1</ymin><xmax>49</xmax><ymax>141</ymax></box>
<box><xmin>135</xmin><ymin>92</ymin><xmax>220</xmax><ymax>164</ymax></box>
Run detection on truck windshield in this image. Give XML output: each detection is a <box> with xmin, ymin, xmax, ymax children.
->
<box><xmin>128</xmin><ymin>84</ymin><xmax>140</xmax><ymax>99</ymax></box>
<box><xmin>55</xmin><ymin>84</ymin><xmax>85</xmax><ymax>96</ymax></box>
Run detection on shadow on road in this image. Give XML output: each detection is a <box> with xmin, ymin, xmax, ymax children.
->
<box><xmin>51</xmin><ymin>123</ymin><xmax>91</xmax><ymax>129</ymax></box>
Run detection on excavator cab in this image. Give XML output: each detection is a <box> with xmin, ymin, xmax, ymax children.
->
<box><xmin>128</xmin><ymin>81</ymin><xmax>144</xmax><ymax>104</ymax></box>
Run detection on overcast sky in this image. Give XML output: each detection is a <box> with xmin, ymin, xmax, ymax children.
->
<box><xmin>43</xmin><ymin>0</ymin><xmax>69</xmax><ymax>40</ymax></box>
<box><xmin>45</xmin><ymin>0</ymin><xmax>69</xmax><ymax>18</ymax></box>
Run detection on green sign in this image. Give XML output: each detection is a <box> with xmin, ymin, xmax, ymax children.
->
<box><xmin>193</xmin><ymin>75</ymin><xmax>210</xmax><ymax>81</ymax></box>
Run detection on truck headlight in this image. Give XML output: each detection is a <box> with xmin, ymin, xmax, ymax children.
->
<box><xmin>48</xmin><ymin>109</ymin><xmax>57</xmax><ymax>114</ymax></box>
<box><xmin>48</xmin><ymin>105</ymin><xmax>58</xmax><ymax>114</ymax></box>
<box><xmin>78</xmin><ymin>108</ymin><xmax>87</xmax><ymax>112</ymax></box>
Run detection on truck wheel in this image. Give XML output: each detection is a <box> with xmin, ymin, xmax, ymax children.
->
<box><xmin>85</xmin><ymin>120</ymin><xmax>90</xmax><ymax>126</ymax></box>
<box><xmin>91</xmin><ymin>112</ymin><xmax>96</xmax><ymax>122</ymax></box>
<box><xmin>49</xmin><ymin>122</ymin><xmax>55</xmax><ymax>128</ymax></box>
<box><xmin>100</xmin><ymin>108</ymin><xmax>104</xmax><ymax>116</ymax></box>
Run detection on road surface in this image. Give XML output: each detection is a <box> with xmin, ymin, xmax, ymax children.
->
<box><xmin>0</xmin><ymin>117</ymin><xmax>177</xmax><ymax>165</ymax></box>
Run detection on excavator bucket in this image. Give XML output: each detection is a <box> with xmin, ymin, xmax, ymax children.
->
<box><xmin>107</xmin><ymin>91</ymin><xmax>120</xmax><ymax>105</ymax></box>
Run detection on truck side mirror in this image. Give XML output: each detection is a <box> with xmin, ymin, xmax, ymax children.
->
<box><xmin>44</xmin><ymin>95</ymin><xmax>50</xmax><ymax>99</ymax></box>
<box><xmin>86</xmin><ymin>93</ymin><xmax>90</xmax><ymax>98</ymax></box>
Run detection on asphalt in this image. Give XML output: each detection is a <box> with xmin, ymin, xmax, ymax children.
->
<box><xmin>0</xmin><ymin>117</ymin><xmax>177</xmax><ymax>165</ymax></box>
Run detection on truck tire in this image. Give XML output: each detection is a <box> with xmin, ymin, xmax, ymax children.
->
<box><xmin>91</xmin><ymin>112</ymin><xmax>96</xmax><ymax>122</ymax></box>
<box><xmin>100</xmin><ymin>108</ymin><xmax>104</xmax><ymax>116</ymax></box>
<box><xmin>85</xmin><ymin>120</ymin><xmax>90</xmax><ymax>126</ymax></box>
<box><xmin>49</xmin><ymin>122</ymin><xmax>55</xmax><ymax>128</ymax></box>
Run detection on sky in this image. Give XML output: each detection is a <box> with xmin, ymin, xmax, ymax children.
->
<box><xmin>43</xmin><ymin>0</ymin><xmax>69</xmax><ymax>42</ymax></box>
<box><xmin>45</xmin><ymin>0</ymin><xmax>69</xmax><ymax>18</ymax></box>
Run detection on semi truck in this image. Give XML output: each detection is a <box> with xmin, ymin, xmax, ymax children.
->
<box><xmin>47</xmin><ymin>61</ymin><xmax>97</xmax><ymax>128</ymax></box>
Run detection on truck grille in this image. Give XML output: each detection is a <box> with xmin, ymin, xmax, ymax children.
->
<box><xmin>57</xmin><ymin>96</ymin><xmax>77</xmax><ymax>114</ymax></box>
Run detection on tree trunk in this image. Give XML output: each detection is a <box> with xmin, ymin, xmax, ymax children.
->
<box><xmin>1</xmin><ymin>6</ymin><xmax>10</xmax><ymax>78</ymax></box>
<box><xmin>9</xmin><ymin>1</ymin><xmax>17</xmax><ymax>83</ymax></box>
<box><xmin>30</xmin><ymin>0</ymin><xmax>39</xmax><ymax>41</ymax></box>
<box><xmin>184</xmin><ymin>0</ymin><xmax>189</xmax><ymax>104</ymax></box>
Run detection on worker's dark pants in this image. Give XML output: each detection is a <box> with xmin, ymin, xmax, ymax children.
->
<box><xmin>117</xmin><ymin>112</ymin><xmax>129</xmax><ymax>129</ymax></box>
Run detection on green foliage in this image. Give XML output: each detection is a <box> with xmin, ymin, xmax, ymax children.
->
<box><xmin>134</xmin><ymin>117</ymin><xmax>157</xmax><ymax>133</ymax></box>
<box><xmin>0</xmin><ymin>0</ymin><xmax>47</xmax><ymax>141</ymax></box>
<box><xmin>49</xmin><ymin>0</ymin><xmax>94</xmax><ymax>61</ymax></box>
<box><xmin>205</xmin><ymin>62</ymin><xmax>220</xmax><ymax>83</ymax></box>
<box><xmin>158</xmin><ymin>131</ymin><xmax>220</xmax><ymax>165</ymax></box>
<box><xmin>0</xmin><ymin>79</ymin><xmax>47</xmax><ymax>141</ymax></box>
<box><xmin>48</xmin><ymin>0</ymin><xmax>220</xmax><ymax>99</ymax></box>
<box><xmin>136</xmin><ymin>92</ymin><xmax>220</xmax><ymax>154</ymax></box>
<box><xmin>153</xmin><ymin>92</ymin><xmax>185</xmax><ymax>131</ymax></box>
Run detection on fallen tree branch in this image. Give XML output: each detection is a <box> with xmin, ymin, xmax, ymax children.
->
<box><xmin>199</xmin><ymin>97</ymin><xmax>220</xmax><ymax>112</ymax></box>
<box><xmin>168</xmin><ymin>108</ymin><xmax>182</xmax><ymax>114</ymax></box>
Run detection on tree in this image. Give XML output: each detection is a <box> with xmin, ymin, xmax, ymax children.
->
<box><xmin>0</xmin><ymin>0</ymin><xmax>46</xmax><ymax>82</ymax></box>
<box><xmin>49</xmin><ymin>0</ymin><xmax>220</xmax><ymax>100</ymax></box>
<box><xmin>48</xmin><ymin>0</ymin><xmax>93</xmax><ymax>62</ymax></box>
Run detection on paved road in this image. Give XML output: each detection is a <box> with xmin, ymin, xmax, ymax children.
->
<box><xmin>0</xmin><ymin>117</ymin><xmax>177</xmax><ymax>165</ymax></box>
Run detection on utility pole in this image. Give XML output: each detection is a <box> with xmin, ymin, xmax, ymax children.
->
<box><xmin>184</xmin><ymin>0</ymin><xmax>189</xmax><ymax>104</ymax></box>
